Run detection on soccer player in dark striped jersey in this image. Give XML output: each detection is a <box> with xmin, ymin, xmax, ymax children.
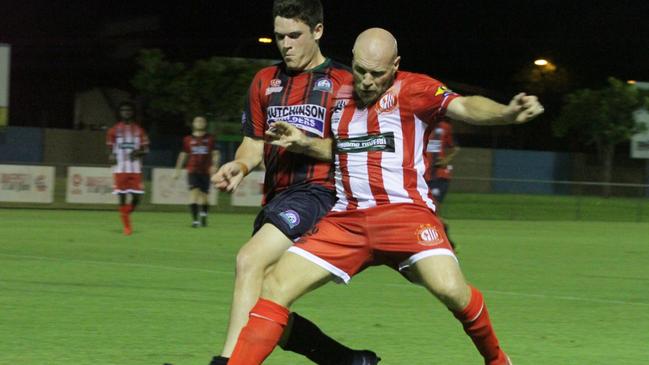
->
<box><xmin>173</xmin><ymin>116</ymin><xmax>221</xmax><ymax>227</ymax></box>
<box><xmin>209</xmin><ymin>1</ymin><xmax>379</xmax><ymax>364</ymax></box>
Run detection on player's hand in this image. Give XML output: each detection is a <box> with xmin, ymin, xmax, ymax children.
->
<box><xmin>503</xmin><ymin>93</ymin><xmax>544</xmax><ymax>124</ymax></box>
<box><xmin>212</xmin><ymin>161</ymin><xmax>245</xmax><ymax>192</ymax></box>
<box><xmin>129</xmin><ymin>149</ymin><xmax>145</xmax><ymax>161</ymax></box>
<box><xmin>265</xmin><ymin>121</ymin><xmax>308</xmax><ymax>153</ymax></box>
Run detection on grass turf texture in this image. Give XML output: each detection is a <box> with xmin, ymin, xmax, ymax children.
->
<box><xmin>1</xmin><ymin>209</ymin><xmax>648</xmax><ymax>364</ymax></box>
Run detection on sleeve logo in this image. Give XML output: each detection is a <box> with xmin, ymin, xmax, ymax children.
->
<box><xmin>435</xmin><ymin>86</ymin><xmax>453</xmax><ymax>97</ymax></box>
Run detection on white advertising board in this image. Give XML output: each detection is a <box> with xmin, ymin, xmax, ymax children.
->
<box><xmin>0</xmin><ymin>164</ymin><xmax>55</xmax><ymax>203</ymax></box>
<box><xmin>231</xmin><ymin>170</ymin><xmax>264</xmax><ymax>207</ymax></box>
<box><xmin>66</xmin><ymin>167</ymin><xmax>116</xmax><ymax>204</ymax></box>
<box><xmin>151</xmin><ymin>168</ymin><xmax>218</xmax><ymax>205</ymax></box>
<box><xmin>631</xmin><ymin>108</ymin><xmax>649</xmax><ymax>159</ymax></box>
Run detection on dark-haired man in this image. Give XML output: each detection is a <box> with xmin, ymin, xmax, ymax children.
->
<box><xmin>209</xmin><ymin>0</ymin><xmax>379</xmax><ymax>364</ymax></box>
<box><xmin>106</xmin><ymin>101</ymin><xmax>149</xmax><ymax>236</ymax></box>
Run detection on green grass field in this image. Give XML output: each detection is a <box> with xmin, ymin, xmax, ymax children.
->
<box><xmin>1</xmin><ymin>209</ymin><xmax>649</xmax><ymax>365</ymax></box>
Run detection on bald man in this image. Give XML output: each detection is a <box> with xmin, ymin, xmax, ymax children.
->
<box><xmin>228</xmin><ymin>28</ymin><xmax>543</xmax><ymax>364</ymax></box>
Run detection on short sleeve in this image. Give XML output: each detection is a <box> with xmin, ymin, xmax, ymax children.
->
<box><xmin>106</xmin><ymin>127</ymin><xmax>115</xmax><ymax>146</ymax></box>
<box><xmin>182</xmin><ymin>136</ymin><xmax>191</xmax><ymax>153</ymax></box>
<box><xmin>140</xmin><ymin>127</ymin><xmax>150</xmax><ymax>146</ymax></box>
<box><xmin>406</xmin><ymin>74</ymin><xmax>460</xmax><ymax>124</ymax></box>
<box><xmin>242</xmin><ymin>70</ymin><xmax>268</xmax><ymax>138</ymax></box>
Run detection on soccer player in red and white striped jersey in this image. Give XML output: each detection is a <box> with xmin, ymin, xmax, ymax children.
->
<box><xmin>106</xmin><ymin>101</ymin><xmax>149</xmax><ymax>235</ymax></box>
<box><xmin>229</xmin><ymin>28</ymin><xmax>544</xmax><ymax>365</ymax></box>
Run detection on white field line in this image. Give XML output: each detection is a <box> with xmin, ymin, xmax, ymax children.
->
<box><xmin>2</xmin><ymin>253</ymin><xmax>648</xmax><ymax>307</ymax></box>
<box><xmin>0</xmin><ymin>253</ymin><xmax>232</xmax><ymax>275</ymax></box>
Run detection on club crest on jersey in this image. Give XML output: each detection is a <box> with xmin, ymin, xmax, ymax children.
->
<box><xmin>415</xmin><ymin>224</ymin><xmax>444</xmax><ymax>246</ymax></box>
<box><xmin>377</xmin><ymin>92</ymin><xmax>398</xmax><ymax>114</ymax></box>
<box><xmin>313</xmin><ymin>78</ymin><xmax>333</xmax><ymax>92</ymax></box>
<box><xmin>265</xmin><ymin>79</ymin><xmax>284</xmax><ymax>95</ymax></box>
<box><xmin>279</xmin><ymin>210</ymin><xmax>301</xmax><ymax>229</ymax></box>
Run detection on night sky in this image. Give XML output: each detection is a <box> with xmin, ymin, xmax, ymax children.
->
<box><xmin>2</xmin><ymin>0</ymin><xmax>648</xmax><ymax>130</ymax></box>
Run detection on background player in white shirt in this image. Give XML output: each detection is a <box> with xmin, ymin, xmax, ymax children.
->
<box><xmin>106</xmin><ymin>101</ymin><xmax>149</xmax><ymax>235</ymax></box>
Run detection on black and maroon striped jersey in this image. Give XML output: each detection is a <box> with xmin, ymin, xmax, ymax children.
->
<box><xmin>242</xmin><ymin>58</ymin><xmax>353</xmax><ymax>203</ymax></box>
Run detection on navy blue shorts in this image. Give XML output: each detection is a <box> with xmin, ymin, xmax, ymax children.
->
<box><xmin>188</xmin><ymin>173</ymin><xmax>210</xmax><ymax>193</ymax></box>
<box><xmin>253</xmin><ymin>184</ymin><xmax>337</xmax><ymax>241</ymax></box>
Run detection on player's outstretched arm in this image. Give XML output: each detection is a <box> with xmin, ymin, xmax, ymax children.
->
<box><xmin>265</xmin><ymin>121</ymin><xmax>333</xmax><ymax>161</ymax></box>
<box><xmin>446</xmin><ymin>93</ymin><xmax>544</xmax><ymax>125</ymax></box>
<box><xmin>211</xmin><ymin>137</ymin><xmax>263</xmax><ymax>192</ymax></box>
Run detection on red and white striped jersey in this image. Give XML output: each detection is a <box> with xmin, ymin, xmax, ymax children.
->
<box><xmin>331</xmin><ymin>71</ymin><xmax>459</xmax><ymax>212</ymax></box>
<box><xmin>106</xmin><ymin>122</ymin><xmax>149</xmax><ymax>174</ymax></box>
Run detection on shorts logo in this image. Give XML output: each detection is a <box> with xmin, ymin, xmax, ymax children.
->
<box><xmin>266</xmin><ymin>79</ymin><xmax>284</xmax><ymax>95</ymax></box>
<box><xmin>313</xmin><ymin>78</ymin><xmax>333</xmax><ymax>92</ymax></box>
<box><xmin>279</xmin><ymin>210</ymin><xmax>301</xmax><ymax>229</ymax></box>
<box><xmin>377</xmin><ymin>92</ymin><xmax>398</xmax><ymax>113</ymax></box>
<box><xmin>415</xmin><ymin>224</ymin><xmax>444</xmax><ymax>246</ymax></box>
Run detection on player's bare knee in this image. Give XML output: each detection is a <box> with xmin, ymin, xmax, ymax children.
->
<box><xmin>234</xmin><ymin>245</ymin><xmax>264</xmax><ymax>278</ymax></box>
<box><xmin>430</xmin><ymin>278</ymin><xmax>468</xmax><ymax>308</ymax></box>
<box><xmin>260</xmin><ymin>271</ymin><xmax>286</xmax><ymax>303</ymax></box>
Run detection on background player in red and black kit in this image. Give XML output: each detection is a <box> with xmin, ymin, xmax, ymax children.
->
<box><xmin>425</xmin><ymin>118</ymin><xmax>459</xmax><ymax>204</ymax></box>
<box><xmin>174</xmin><ymin>116</ymin><xmax>221</xmax><ymax>227</ymax></box>
<box><xmin>209</xmin><ymin>1</ymin><xmax>378</xmax><ymax>364</ymax></box>
<box><xmin>106</xmin><ymin>101</ymin><xmax>149</xmax><ymax>235</ymax></box>
<box><xmin>425</xmin><ymin>118</ymin><xmax>460</xmax><ymax>248</ymax></box>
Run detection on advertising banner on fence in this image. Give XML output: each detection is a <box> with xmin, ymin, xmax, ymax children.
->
<box><xmin>231</xmin><ymin>170</ymin><xmax>264</xmax><ymax>207</ymax></box>
<box><xmin>0</xmin><ymin>164</ymin><xmax>55</xmax><ymax>203</ymax></box>
<box><xmin>65</xmin><ymin>166</ymin><xmax>117</xmax><ymax>204</ymax></box>
<box><xmin>66</xmin><ymin>167</ymin><xmax>116</xmax><ymax>204</ymax></box>
<box><xmin>151</xmin><ymin>168</ymin><xmax>218</xmax><ymax>205</ymax></box>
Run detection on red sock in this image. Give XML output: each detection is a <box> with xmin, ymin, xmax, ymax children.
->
<box><xmin>119</xmin><ymin>205</ymin><xmax>132</xmax><ymax>235</ymax></box>
<box><xmin>229</xmin><ymin>298</ymin><xmax>289</xmax><ymax>365</ymax></box>
<box><xmin>453</xmin><ymin>286</ymin><xmax>508</xmax><ymax>365</ymax></box>
<box><xmin>126</xmin><ymin>203</ymin><xmax>134</xmax><ymax>214</ymax></box>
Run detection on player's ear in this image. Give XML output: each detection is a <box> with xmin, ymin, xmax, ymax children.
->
<box><xmin>393</xmin><ymin>56</ymin><xmax>401</xmax><ymax>72</ymax></box>
<box><xmin>313</xmin><ymin>23</ymin><xmax>323</xmax><ymax>41</ymax></box>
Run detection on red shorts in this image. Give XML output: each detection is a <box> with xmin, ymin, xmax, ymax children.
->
<box><xmin>288</xmin><ymin>203</ymin><xmax>456</xmax><ymax>283</ymax></box>
<box><xmin>113</xmin><ymin>173</ymin><xmax>144</xmax><ymax>194</ymax></box>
